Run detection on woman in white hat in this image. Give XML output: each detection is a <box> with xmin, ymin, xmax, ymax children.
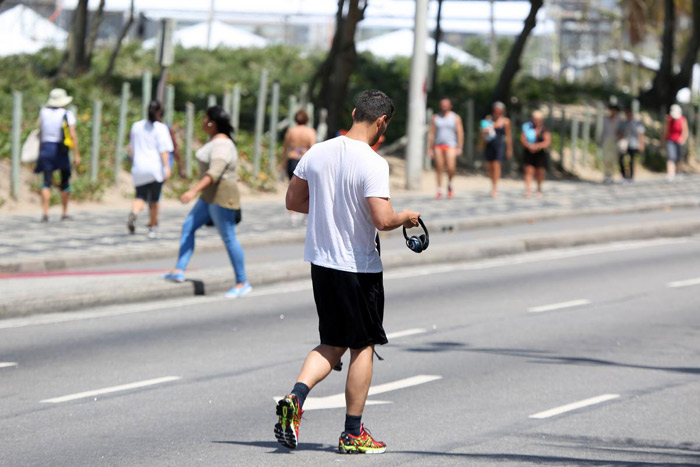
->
<box><xmin>662</xmin><ymin>104</ymin><xmax>689</xmax><ymax>181</ymax></box>
<box><xmin>35</xmin><ymin>88</ymin><xmax>81</xmax><ymax>222</ymax></box>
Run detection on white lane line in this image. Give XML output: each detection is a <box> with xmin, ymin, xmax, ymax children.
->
<box><xmin>528</xmin><ymin>299</ymin><xmax>591</xmax><ymax>313</ymax></box>
<box><xmin>0</xmin><ymin>362</ymin><xmax>18</xmax><ymax>369</ymax></box>
<box><xmin>529</xmin><ymin>394</ymin><xmax>620</xmax><ymax>419</ymax></box>
<box><xmin>386</xmin><ymin>328</ymin><xmax>427</xmax><ymax>340</ymax></box>
<box><xmin>667</xmin><ymin>277</ymin><xmax>700</xmax><ymax>288</ymax></box>
<box><xmin>275</xmin><ymin>375</ymin><xmax>442</xmax><ymax>410</ymax></box>
<box><xmin>0</xmin><ymin>238</ymin><xmax>688</xmax><ymax>330</ymax></box>
<box><xmin>40</xmin><ymin>376</ymin><xmax>181</xmax><ymax>404</ymax></box>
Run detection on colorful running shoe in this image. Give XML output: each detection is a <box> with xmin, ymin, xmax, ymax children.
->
<box><xmin>225</xmin><ymin>283</ymin><xmax>252</xmax><ymax>298</ymax></box>
<box><xmin>338</xmin><ymin>425</ymin><xmax>387</xmax><ymax>454</ymax></box>
<box><xmin>274</xmin><ymin>395</ymin><xmax>302</xmax><ymax>450</ymax></box>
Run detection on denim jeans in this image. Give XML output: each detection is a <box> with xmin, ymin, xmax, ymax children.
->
<box><xmin>175</xmin><ymin>198</ymin><xmax>247</xmax><ymax>284</ymax></box>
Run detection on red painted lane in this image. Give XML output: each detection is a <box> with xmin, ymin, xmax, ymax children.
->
<box><xmin>0</xmin><ymin>269</ymin><xmax>175</xmax><ymax>280</ymax></box>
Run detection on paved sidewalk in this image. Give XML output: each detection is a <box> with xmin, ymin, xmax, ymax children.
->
<box><xmin>1</xmin><ymin>176</ymin><xmax>699</xmax><ymax>274</ymax></box>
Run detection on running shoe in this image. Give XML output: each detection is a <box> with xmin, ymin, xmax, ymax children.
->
<box><xmin>61</xmin><ymin>215</ymin><xmax>73</xmax><ymax>221</ymax></box>
<box><xmin>163</xmin><ymin>272</ymin><xmax>185</xmax><ymax>283</ymax></box>
<box><xmin>448</xmin><ymin>187</ymin><xmax>454</xmax><ymax>199</ymax></box>
<box><xmin>127</xmin><ymin>212</ymin><xmax>136</xmax><ymax>234</ymax></box>
<box><xmin>147</xmin><ymin>227</ymin><xmax>159</xmax><ymax>239</ymax></box>
<box><xmin>338</xmin><ymin>425</ymin><xmax>386</xmax><ymax>454</ymax></box>
<box><xmin>225</xmin><ymin>283</ymin><xmax>252</xmax><ymax>298</ymax></box>
<box><xmin>40</xmin><ymin>215</ymin><xmax>49</xmax><ymax>223</ymax></box>
<box><xmin>274</xmin><ymin>394</ymin><xmax>303</xmax><ymax>450</ymax></box>
<box><xmin>436</xmin><ymin>191</ymin><xmax>443</xmax><ymax>200</ymax></box>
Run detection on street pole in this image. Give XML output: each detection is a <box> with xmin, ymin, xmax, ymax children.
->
<box><xmin>165</xmin><ymin>85</ymin><xmax>175</xmax><ymax>126</ymax></box>
<box><xmin>254</xmin><ymin>69</ymin><xmax>269</xmax><ymax>177</ymax></box>
<box><xmin>306</xmin><ymin>102</ymin><xmax>315</xmax><ymax>128</ymax></box>
<box><xmin>207</xmin><ymin>94</ymin><xmax>217</xmax><ymax>108</ymax></box>
<box><xmin>582</xmin><ymin>106</ymin><xmax>591</xmax><ymax>166</ymax></box>
<box><xmin>269</xmin><ymin>80</ymin><xmax>280</xmax><ymax>175</ymax></box>
<box><xmin>185</xmin><ymin>102</ymin><xmax>194</xmax><ymax>178</ymax></box>
<box><xmin>142</xmin><ymin>70</ymin><xmax>152</xmax><ymax>119</ymax></box>
<box><xmin>90</xmin><ymin>101</ymin><xmax>101</xmax><ymax>182</ymax></box>
<box><xmin>570</xmin><ymin>117</ymin><xmax>579</xmax><ymax>170</ymax></box>
<box><xmin>424</xmin><ymin>109</ymin><xmax>433</xmax><ymax>171</ymax></box>
<box><xmin>466</xmin><ymin>98</ymin><xmax>474</xmax><ymax>169</ymax></box>
<box><xmin>207</xmin><ymin>0</ymin><xmax>215</xmax><ymax>51</ymax></box>
<box><xmin>317</xmin><ymin>108</ymin><xmax>328</xmax><ymax>141</ymax></box>
<box><xmin>232</xmin><ymin>84</ymin><xmax>241</xmax><ymax>135</ymax></box>
<box><xmin>405</xmin><ymin>0</ymin><xmax>429</xmax><ymax>190</ymax></box>
<box><xmin>11</xmin><ymin>91</ymin><xmax>22</xmax><ymax>200</ymax></box>
<box><xmin>489</xmin><ymin>0</ymin><xmax>497</xmax><ymax>67</ymax></box>
<box><xmin>115</xmin><ymin>82</ymin><xmax>130</xmax><ymax>184</ymax></box>
<box><xmin>287</xmin><ymin>95</ymin><xmax>298</xmax><ymax>128</ymax></box>
<box><xmin>90</xmin><ymin>100</ymin><xmax>102</xmax><ymax>183</ymax></box>
<box><xmin>223</xmin><ymin>88</ymin><xmax>232</xmax><ymax>115</ymax></box>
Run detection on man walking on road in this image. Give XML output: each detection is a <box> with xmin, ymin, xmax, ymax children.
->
<box><xmin>277</xmin><ymin>90</ymin><xmax>420</xmax><ymax>454</ymax></box>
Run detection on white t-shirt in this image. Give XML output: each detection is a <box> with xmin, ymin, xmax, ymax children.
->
<box><xmin>130</xmin><ymin>119</ymin><xmax>174</xmax><ymax>187</ymax></box>
<box><xmin>294</xmin><ymin>135</ymin><xmax>390</xmax><ymax>274</ymax></box>
<box><xmin>39</xmin><ymin>107</ymin><xmax>77</xmax><ymax>143</ymax></box>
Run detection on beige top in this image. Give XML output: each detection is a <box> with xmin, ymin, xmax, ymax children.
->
<box><xmin>196</xmin><ymin>138</ymin><xmax>240</xmax><ymax>210</ymax></box>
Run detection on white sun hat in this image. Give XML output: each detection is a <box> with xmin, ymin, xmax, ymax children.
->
<box><xmin>46</xmin><ymin>88</ymin><xmax>73</xmax><ymax>108</ymax></box>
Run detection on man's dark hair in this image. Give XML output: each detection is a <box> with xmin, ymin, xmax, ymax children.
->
<box><xmin>353</xmin><ymin>90</ymin><xmax>394</xmax><ymax>123</ymax></box>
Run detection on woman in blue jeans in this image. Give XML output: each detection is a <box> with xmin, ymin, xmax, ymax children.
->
<box><xmin>164</xmin><ymin>106</ymin><xmax>251</xmax><ymax>298</ymax></box>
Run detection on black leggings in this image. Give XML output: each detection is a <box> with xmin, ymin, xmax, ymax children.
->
<box><xmin>619</xmin><ymin>149</ymin><xmax>637</xmax><ymax>180</ymax></box>
<box><xmin>42</xmin><ymin>169</ymin><xmax>71</xmax><ymax>191</ymax></box>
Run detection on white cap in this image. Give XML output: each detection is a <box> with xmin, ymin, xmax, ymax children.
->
<box><xmin>670</xmin><ymin>104</ymin><xmax>682</xmax><ymax>119</ymax></box>
<box><xmin>46</xmin><ymin>88</ymin><xmax>73</xmax><ymax>108</ymax></box>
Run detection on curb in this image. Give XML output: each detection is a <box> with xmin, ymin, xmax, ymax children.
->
<box><xmin>2</xmin><ymin>199</ymin><xmax>699</xmax><ymax>274</ymax></box>
<box><xmin>2</xmin><ymin>217</ymin><xmax>699</xmax><ymax>318</ymax></box>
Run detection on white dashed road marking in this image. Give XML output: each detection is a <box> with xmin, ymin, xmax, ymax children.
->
<box><xmin>529</xmin><ymin>394</ymin><xmax>620</xmax><ymax>419</ymax></box>
<box><xmin>386</xmin><ymin>328</ymin><xmax>427</xmax><ymax>339</ymax></box>
<box><xmin>0</xmin><ymin>362</ymin><xmax>18</xmax><ymax>369</ymax></box>
<box><xmin>667</xmin><ymin>277</ymin><xmax>700</xmax><ymax>288</ymax></box>
<box><xmin>41</xmin><ymin>376</ymin><xmax>182</xmax><ymax>404</ymax></box>
<box><xmin>528</xmin><ymin>299</ymin><xmax>591</xmax><ymax>313</ymax></box>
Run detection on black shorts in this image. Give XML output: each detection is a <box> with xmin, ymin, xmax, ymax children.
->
<box><xmin>524</xmin><ymin>151</ymin><xmax>547</xmax><ymax>168</ymax></box>
<box><xmin>135</xmin><ymin>181</ymin><xmax>163</xmax><ymax>203</ymax></box>
<box><xmin>484</xmin><ymin>142</ymin><xmax>506</xmax><ymax>162</ymax></box>
<box><xmin>311</xmin><ymin>264</ymin><xmax>387</xmax><ymax>349</ymax></box>
<box><xmin>42</xmin><ymin>169</ymin><xmax>71</xmax><ymax>191</ymax></box>
<box><xmin>287</xmin><ymin>158</ymin><xmax>300</xmax><ymax>181</ymax></box>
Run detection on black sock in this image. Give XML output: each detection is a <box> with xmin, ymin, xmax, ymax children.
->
<box><xmin>290</xmin><ymin>382</ymin><xmax>310</xmax><ymax>408</ymax></box>
<box><xmin>345</xmin><ymin>414</ymin><xmax>362</xmax><ymax>437</ymax></box>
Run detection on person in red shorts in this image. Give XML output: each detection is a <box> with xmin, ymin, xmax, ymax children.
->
<box><xmin>428</xmin><ymin>97</ymin><xmax>464</xmax><ymax>199</ymax></box>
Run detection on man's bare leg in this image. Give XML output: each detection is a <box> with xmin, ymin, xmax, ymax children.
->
<box><xmin>297</xmin><ymin>344</ymin><xmax>347</xmax><ymax>390</ymax></box>
<box><xmin>345</xmin><ymin>346</ymin><xmax>374</xmax><ymax>416</ymax></box>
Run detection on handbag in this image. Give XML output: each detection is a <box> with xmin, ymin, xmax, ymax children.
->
<box><xmin>21</xmin><ymin>129</ymin><xmax>40</xmax><ymax>163</ymax></box>
<box><xmin>62</xmin><ymin>112</ymin><xmax>74</xmax><ymax>149</ymax></box>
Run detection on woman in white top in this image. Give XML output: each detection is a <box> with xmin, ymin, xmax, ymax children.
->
<box><xmin>126</xmin><ymin>100</ymin><xmax>173</xmax><ymax>238</ymax></box>
<box><xmin>35</xmin><ymin>88</ymin><xmax>82</xmax><ymax>222</ymax></box>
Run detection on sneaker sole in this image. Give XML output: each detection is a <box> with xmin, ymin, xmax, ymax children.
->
<box><xmin>274</xmin><ymin>399</ymin><xmax>298</xmax><ymax>450</ymax></box>
<box><xmin>338</xmin><ymin>445</ymin><xmax>386</xmax><ymax>454</ymax></box>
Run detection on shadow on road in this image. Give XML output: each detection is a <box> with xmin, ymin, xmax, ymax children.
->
<box><xmin>212</xmin><ymin>440</ymin><xmax>336</xmax><ymax>454</ymax></box>
<box><xmin>402</xmin><ymin>342</ymin><xmax>700</xmax><ymax>375</ymax></box>
<box><xmin>390</xmin><ymin>451</ymin><xmax>698</xmax><ymax>465</ymax></box>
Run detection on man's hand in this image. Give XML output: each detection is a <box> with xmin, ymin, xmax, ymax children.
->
<box><xmin>180</xmin><ymin>190</ymin><xmax>196</xmax><ymax>204</ymax></box>
<box><xmin>73</xmin><ymin>153</ymin><xmax>82</xmax><ymax>167</ymax></box>
<box><xmin>401</xmin><ymin>210</ymin><xmax>420</xmax><ymax>229</ymax></box>
<box><xmin>164</xmin><ymin>167</ymin><xmax>172</xmax><ymax>181</ymax></box>
<box><xmin>179</xmin><ymin>168</ymin><xmax>187</xmax><ymax>179</ymax></box>
<box><xmin>456</xmin><ymin>147</ymin><xmax>463</xmax><ymax>156</ymax></box>
<box><xmin>428</xmin><ymin>147</ymin><xmax>435</xmax><ymax>159</ymax></box>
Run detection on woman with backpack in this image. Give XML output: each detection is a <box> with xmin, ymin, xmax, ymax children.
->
<box><xmin>35</xmin><ymin>88</ymin><xmax>82</xmax><ymax>222</ymax></box>
<box><xmin>521</xmin><ymin>110</ymin><xmax>551</xmax><ymax>198</ymax></box>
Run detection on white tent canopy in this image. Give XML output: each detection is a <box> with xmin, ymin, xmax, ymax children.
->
<box><xmin>143</xmin><ymin>20</ymin><xmax>268</xmax><ymax>49</ymax></box>
<box><xmin>0</xmin><ymin>5</ymin><xmax>68</xmax><ymax>56</ymax></box>
<box><xmin>357</xmin><ymin>29</ymin><xmax>490</xmax><ymax>71</ymax></box>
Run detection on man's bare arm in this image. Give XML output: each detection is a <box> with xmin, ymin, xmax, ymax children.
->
<box><xmin>286</xmin><ymin>175</ymin><xmax>309</xmax><ymax>214</ymax></box>
<box><xmin>366</xmin><ymin>197</ymin><xmax>419</xmax><ymax>231</ymax></box>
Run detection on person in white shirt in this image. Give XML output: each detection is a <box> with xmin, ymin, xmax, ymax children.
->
<box><xmin>276</xmin><ymin>90</ymin><xmax>420</xmax><ymax>454</ymax></box>
<box><xmin>127</xmin><ymin>101</ymin><xmax>173</xmax><ymax>238</ymax></box>
<box><xmin>35</xmin><ymin>88</ymin><xmax>82</xmax><ymax>222</ymax></box>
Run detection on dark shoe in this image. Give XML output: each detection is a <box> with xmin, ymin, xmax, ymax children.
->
<box><xmin>40</xmin><ymin>215</ymin><xmax>49</xmax><ymax>223</ymax></box>
<box><xmin>61</xmin><ymin>215</ymin><xmax>73</xmax><ymax>221</ymax></box>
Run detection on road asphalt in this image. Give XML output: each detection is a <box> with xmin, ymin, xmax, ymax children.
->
<box><xmin>1</xmin><ymin>238</ymin><xmax>698</xmax><ymax>466</ymax></box>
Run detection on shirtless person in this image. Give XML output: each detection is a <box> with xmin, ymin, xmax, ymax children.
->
<box><xmin>282</xmin><ymin>109</ymin><xmax>316</xmax><ymax>225</ymax></box>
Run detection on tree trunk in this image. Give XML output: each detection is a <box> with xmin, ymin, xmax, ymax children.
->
<box><xmin>489</xmin><ymin>0</ymin><xmax>543</xmax><ymax>109</ymax></box>
<box><xmin>69</xmin><ymin>0</ymin><xmax>90</xmax><ymax>76</ymax></box>
<box><xmin>430</xmin><ymin>0</ymin><xmax>444</xmax><ymax>99</ymax></box>
<box><xmin>103</xmin><ymin>0</ymin><xmax>135</xmax><ymax>82</ymax></box>
<box><xmin>640</xmin><ymin>0</ymin><xmax>700</xmax><ymax>110</ymax></box>
<box><xmin>86</xmin><ymin>0</ymin><xmax>106</xmax><ymax>68</ymax></box>
<box><xmin>310</xmin><ymin>0</ymin><xmax>368</xmax><ymax>139</ymax></box>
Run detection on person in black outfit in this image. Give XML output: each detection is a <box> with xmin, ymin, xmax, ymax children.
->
<box><xmin>521</xmin><ymin>110</ymin><xmax>551</xmax><ymax>199</ymax></box>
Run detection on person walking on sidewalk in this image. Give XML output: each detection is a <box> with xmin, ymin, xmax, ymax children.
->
<box><xmin>599</xmin><ymin>102</ymin><xmax>620</xmax><ymax>184</ymax></box>
<box><xmin>35</xmin><ymin>88</ymin><xmax>82</xmax><ymax>222</ymax></box>
<box><xmin>617</xmin><ymin>107</ymin><xmax>645</xmax><ymax>183</ymax></box>
<box><xmin>428</xmin><ymin>97</ymin><xmax>464</xmax><ymax>199</ymax></box>
<box><xmin>521</xmin><ymin>110</ymin><xmax>551</xmax><ymax>198</ymax></box>
<box><xmin>662</xmin><ymin>104</ymin><xmax>689</xmax><ymax>181</ymax></box>
<box><xmin>277</xmin><ymin>90</ymin><xmax>420</xmax><ymax>454</ymax></box>
<box><xmin>482</xmin><ymin>101</ymin><xmax>512</xmax><ymax>198</ymax></box>
<box><xmin>281</xmin><ymin>109</ymin><xmax>316</xmax><ymax>225</ymax></box>
<box><xmin>127</xmin><ymin>101</ymin><xmax>173</xmax><ymax>238</ymax></box>
<box><xmin>163</xmin><ymin>106</ymin><xmax>251</xmax><ymax>299</ymax></box>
